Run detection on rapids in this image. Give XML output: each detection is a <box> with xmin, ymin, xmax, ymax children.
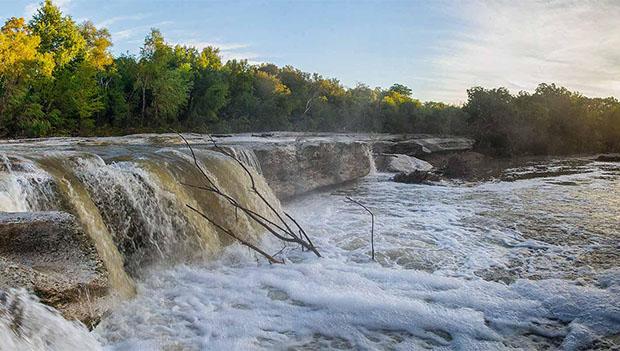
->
<box><xmin>0</xmin><ymin>135</ymin><xmax>618</xmax><ymax>350</ymax></box>
<box><xmin>91</xmin><ymin>159</ymin><xmax>620</xmax><ymax>350</ymax></box>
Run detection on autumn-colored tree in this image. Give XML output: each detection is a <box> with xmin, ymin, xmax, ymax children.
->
<box><xmin>0</xmin><ymin>17</ymin><xmax>54</xmax><ymax>136</ymax></box>
<box><xmin>0</xmin><ymin>0</ymin><xmax>618</xmax><ymax>156</ymax></box>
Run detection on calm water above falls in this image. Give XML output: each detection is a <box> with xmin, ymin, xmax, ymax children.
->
<box><xmin>92</xmin><ymin>159</ymin><xmax>620</xmax><ymax>350</ymax></box>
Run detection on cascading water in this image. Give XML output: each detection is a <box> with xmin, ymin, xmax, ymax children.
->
<box><xmin>0</xmin><ymin>290</ymin><xmax>102</xmax><ymax>351</ymax></box>
<box><xmin>15</xmin><ymin>146</ymin><xmax>280</xmax><ymax>278</ymax></box>
<box><xmin>225</xmin><ymin>146</ymin><xmax>263</xmax><ymax>174</ymax></box>
<box><xmin>1</xmin><ymin>136</ymin><xmax>619</xmax><ymax>350</ymax></box>
<box><xmin>0</xmin><ymin>154</ymin><xmax>61</xmax><ymax>212</ymax></box>
<box><xmin>37</xmin><ymin>154</ymin><xmax>136</xmax><ymax>299</ymax></box>
<box><xmin>365</xmin><ymin>144</ymin><xmax>377</xmax><ymax>175</ymax></box>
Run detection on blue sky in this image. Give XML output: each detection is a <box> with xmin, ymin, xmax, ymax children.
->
<box><xmin>2</xmin><ymin>0</ymin><xmax>619</xmax><ymax>104</ymax></box>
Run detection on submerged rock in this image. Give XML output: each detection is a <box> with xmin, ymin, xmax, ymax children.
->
<box><xmin>375</xmin><ymin>154</ymin><xmax>433</xmax><ymax>173</ymax></box>
<box><xmin>0</xmin><ymin>212</ymin><xmax>109</xmax><ymax>327</ymax></box>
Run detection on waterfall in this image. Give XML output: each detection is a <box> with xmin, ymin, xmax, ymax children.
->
<box><xmin>36</xmin><ymin>153</ymin><xmax>136</xmax><ymax>298</ymax></box>
<box><xmin>0</xmin><ymin>146</ymin><xmax>282</xmax><ymax>298</ymax></box>
<box><xmin>225</xmin><ymin>146</ymin><xmax>263</xmax><ymax>174</ymax></box>
<box><xmin>365</xmin><ymin>144</ymin><xmax>377</xmax><ymax>175</ymax></box>
<box><xmin>0</xmin><ymin>154</ymin><xmax>60</xmax><ymax>212</ymax></box>
<box><xmin>0</xmin><ymin>289</ymin><xmax>102</xmax><ymax>351</ymax></box>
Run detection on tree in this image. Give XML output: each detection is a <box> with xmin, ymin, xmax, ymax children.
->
<box><xmin>26</xmin><ymin>0</ymin><xmax>110</xmax><ymax>135</ymax></box>
<box><xmin>29</xmin><ymin>0</ymin><xmax>85</xmax><ymax>69</ymax></box>
<box><xmin>134</xmin><ymin>29</ymin><xmax>192</xmax><ymax>127</ymax></box>
<box><xmin>463</xmin><ymin>87</ymin><xmax>515</xmax><ymax>155</ymax></box>
<box><xmin>388</xmin><ymin>83</ymin><xmax>412</xmax><ymax>96</ymax></box>
<box><xmin>0</xmin><ymin>17</ymin><xmax>54</xmax><ymax>136</ymax></box>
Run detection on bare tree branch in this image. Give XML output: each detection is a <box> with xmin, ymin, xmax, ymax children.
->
<box><xmin>202</xmin><ymin>134</ymin><xmax>321</xmax><ymax>257</ymax></box>
<box><xmin>345</xmin><ymin>196</ymin><xmax>375</xmax><ymax>261</ymax></box>
<box><xmin>187</xmin><ymin>204</ymin><xmax>284</xmax><ymax>264</ymax></box>
<box><xmin>175</xmin><ymin>132</ymin><xmax>321</xmax><ymax>263</ymax></box>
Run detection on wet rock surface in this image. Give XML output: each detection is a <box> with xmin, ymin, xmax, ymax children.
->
<box><xmin>0</xmin><ymin>212</ymin><xmax>109</xmax><ymax>327</ymax></box>
<box><xmin>596</xmin><ymin>154</ymin><xmax>620</xmax><ymax>162</ymax></box>
<box><xmin>392</xmin><ymin>171</ymin><xmax>441</xmax><ymax>184</ymax></box>
<box><xmin>372</xmin><ymin>136</ymin><xmax>474</xmax><ymax>156</ymax></box>
<box><xmin>375</xmin><ymin>154</ymin><xmax>433</xmax><ymax>173</ymax></box>
<box><xmin>253</xmin><ymin>141</ymin><xmax>372</xmax><ymax>199</ymax></box>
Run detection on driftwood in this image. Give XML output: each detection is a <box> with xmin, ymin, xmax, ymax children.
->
<box><xmin>177</xmin><ymin>133</ymin><xmax>321</xmax><ymax>264</ymax></box>
<box><xmin>345</xmin><ymin>196</ymin><xmax>375</xmax><ymax>261</ymax></box>
<box><xmin>204</xmin><ymin>134</ymin><xmax>319</xmax><ymax>254</ymax></box>
<box><xmin>186</xmin><ymin>204</ymin><xmax>283</xmax><ymax>264</ymax></box>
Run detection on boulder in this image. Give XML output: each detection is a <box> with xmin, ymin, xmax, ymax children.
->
<box><xmin>254</xmin><ymin>142</ymin><xmax>371</xmax><ymax>199</ymax></box>
<box><xmin>372</xmin><ymin>137</ymin><xmax>474</xmax><ymax>157</ymax></box>
<box><xmin>375</xmin><ymin>154</ymin><xmax>433</xmax><ymax>173</ymax></box>
<box><xmin>393</xmin><ymin>170</ymin><xmax>440</xmax><ymax>184</ymax></box>
<box><xmin>0</xmin><ymin>211</ymin><xmax>109</xmax><ymax>327</ymax></box>
<box><xmin>596</xmin><ymin>154</ymin><xmax>620</xmax><ymax>162</ymax></box>
<box><xmin>442</xmin><ymin>155</ymin><xmax>473</xmax><ymax>178</ymax></box>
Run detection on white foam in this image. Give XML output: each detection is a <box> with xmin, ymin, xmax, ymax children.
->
<box><xmin>95</xmin><ymin>164</ymin><xmax>620</xmax><ymax>350</ymax></box>
<box><xmin>0</xmin><ymin>290</ymin><xmax>101</xmax><ymax>351</ymax></box>
<box><xmin>94</xmin><ymin>246</ymin><xmax>619</xmax><ymax>350</ymax></box>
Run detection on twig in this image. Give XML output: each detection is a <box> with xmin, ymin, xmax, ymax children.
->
<box><xmin>203</xmin><ymin>133</ymin><xmax>321</xmax><ymax>257</ymax></box>
<box><xmin>175</xmin><ymin>132</ymin><xmax>321</xmax><ymax>264</ymax></box>
<box><xmin>345</xmin><ymin>196</ymin><xmax>375</xmax><ymax>261</ymax></box>
<box><xmin>187</xmin><ymin>204</ymin><xmax>283</xmax><ymax>264</ymax></box>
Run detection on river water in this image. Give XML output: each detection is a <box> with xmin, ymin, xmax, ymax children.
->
<box><xmin>1</xmin><ymin>146</ymin><xmax>619</xmax><ymax>350</ymax></box>
<box><xmin>92</xmin><ymin>159</ymin><xmax>619</xmax><ymax>350</ymax></box>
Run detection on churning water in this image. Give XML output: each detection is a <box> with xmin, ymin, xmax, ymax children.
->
<box><xmin>93</xmin><ymin>160</ymin><xmax>619</xmax><ymax>350</ymax></box>
<box><xmin>0</xmin><ymin>144</ymin><xmax>619</xmax><ymax>350</ymax></box>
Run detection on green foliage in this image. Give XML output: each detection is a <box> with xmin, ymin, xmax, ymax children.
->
<box><xmin>0</xmin><ymin>2</ymin><xmax>618</xmax><ymax>156</ymax></box>
<box><xmin>463</xmin><ymin>84</ymin><xmax>620</xmax><ymax>155</ymax></box>
<box><xmin>29</xmin><ymin>0</ymin><xmax>85</xmax><ymax>68</ymax></box>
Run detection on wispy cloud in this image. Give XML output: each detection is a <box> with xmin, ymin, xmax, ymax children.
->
<box><xmin>426</xmin><ymin>0</ymin><xmax>620</xmax><ymax>104</ymax></box>
<box><xmin>112</xmin><ymin>29</ymin><xmax>136</xmax><ymax>40</ymax></box>
<box><xmin>111</xmin><ymin>21</ymin><xmax>175</xmax><ymax>43</ymax></box>
<box><xmin>180</xmin><ymin>40</ymin><xmax>249</xmax><ymax>52</ymax></box>
<box><xmin>96</xmin><ymin>14</ymin><xmax>148</xmax><ymax>28</ymax></box>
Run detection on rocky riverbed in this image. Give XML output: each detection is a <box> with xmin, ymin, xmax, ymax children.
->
<box><xmin>1</xmin><ymin>133</ymin><xmax>618</xmax><ymax>350</ymax></box>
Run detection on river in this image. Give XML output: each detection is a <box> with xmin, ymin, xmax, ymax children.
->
<box><xmin>94</xmin><ymin>159</ymin><xmax>619</xmax><ymax>350</ymax></box>
<box><xmin>0</xmin><ymin>139</ymin><xmax>618</xmax><ymax>350</ymax></box>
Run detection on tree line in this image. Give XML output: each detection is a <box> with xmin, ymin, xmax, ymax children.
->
<box><xmin>1</xmin><ymin>1</ymin><xmax>619</xmax><ymax>156</ymax></box>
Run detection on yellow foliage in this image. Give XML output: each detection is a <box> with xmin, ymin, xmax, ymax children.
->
<box><xmin>382</xmin><ymin>91</ymin><xmax>421</xmax><ymax>108</ymax></box>
<box><xmin>254</xmin><ymin>70</ymin><xmax>291</xmax><ymax>96</ymax></box>
<box><xmin>79</xmin><ymin>21</ymin><xmax>113</xmax><ymax>70</ymax></box>
<box><xmin>0</xmin><ymin>17</ymin><xmax>54</xmax><ymax>79</ymax></box>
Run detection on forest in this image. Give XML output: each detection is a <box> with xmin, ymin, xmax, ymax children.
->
<box><xmin>1</xmin><ymin>0</ymin><xmax>619</xmax><ymax>156</ymax></box>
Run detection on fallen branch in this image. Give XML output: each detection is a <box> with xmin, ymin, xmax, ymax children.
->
<box><xmin>176</xmin><ymin>132</ymin><xmax>321</xmax><ymax>264</ymax></box>
<box><xmin>202</xmin><ymin>133</ymin><xmax>321</xmax><ymax>257</ymax></box>
<box><xmin>345</xmin><ymin>196</ymin><xmax>375</xmax><ymax>261</ymax></box>
<box><xmin>187</xmin><ymin>204</ymin><xmax>283</xmax><ymax>264</ymax></box>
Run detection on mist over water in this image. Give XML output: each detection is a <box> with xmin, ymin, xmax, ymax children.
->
<box><xmin>92</xmin><ymin>160</ymin><xmax>620</xmax><ymax>350</ymax></box>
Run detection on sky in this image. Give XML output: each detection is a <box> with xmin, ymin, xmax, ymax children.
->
<box><xmin>1</xmin><ymin>0</ymin><xmax>619</xmax><ymax>104</ymax></box>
